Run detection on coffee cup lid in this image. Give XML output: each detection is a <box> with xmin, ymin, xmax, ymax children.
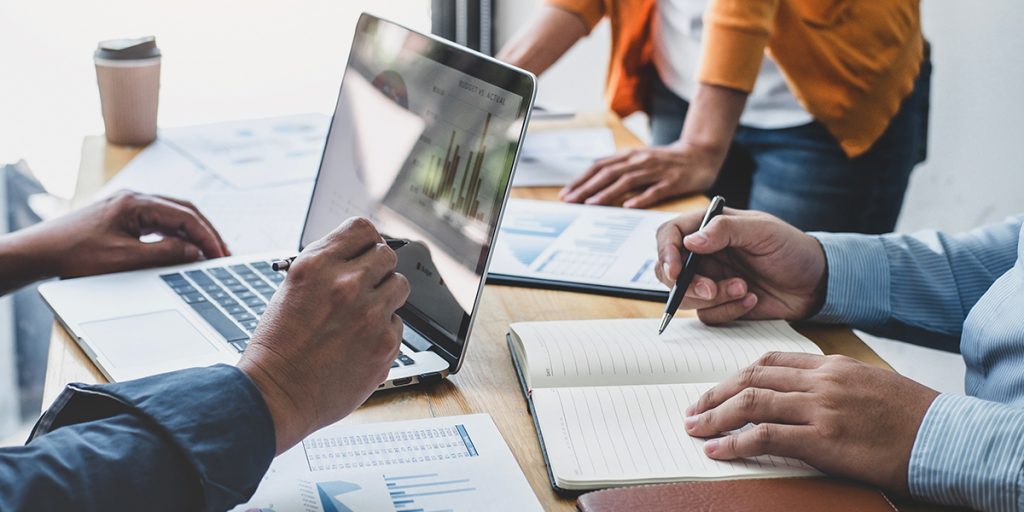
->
<box><xmin>95</xmin><ymin>36</ymin><xmax>161</xmax><ymax>60</ymax></box>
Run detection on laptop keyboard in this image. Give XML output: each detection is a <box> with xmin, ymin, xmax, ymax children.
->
<box><xmin>161</xmin><ymin>261</ymin><xmax>420</xmax><ymax>375</ymax></box>
<box><xmin>161</xmin><ymin>261</ymin><xmax>283</xmax><ymax>353</ymax></box>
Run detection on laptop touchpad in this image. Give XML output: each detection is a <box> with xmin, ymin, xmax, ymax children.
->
<box><xmin>80</xmin><ymin>310</ymin><xmax>219</xmax><ymax>369</ymax></box>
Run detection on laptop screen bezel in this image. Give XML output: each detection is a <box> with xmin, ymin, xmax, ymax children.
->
<box><xmin>297</xmin><ymin>12</ymin><xmax>536</xmax><ymax>373</ymax></box>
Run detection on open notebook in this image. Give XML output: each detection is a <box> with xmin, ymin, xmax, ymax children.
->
<box><xmin>507</xmin><ymin>318</ymin><xmax>822</xmax><ymax>491</ymax></box>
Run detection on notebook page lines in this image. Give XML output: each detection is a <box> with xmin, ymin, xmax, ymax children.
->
<box><xmin>522</xmin><ymin>319</ymin><xmax>821</xmax><ymax>387</ymax></box>
<box><xmin>534</xmin><ymin>383</ymin><xmax>816</xmax><ymax>483</ymax></box>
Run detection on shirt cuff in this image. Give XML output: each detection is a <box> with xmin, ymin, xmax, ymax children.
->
<box><xmin>909</xmin><ymin>394</ymin><xmax>1024</xmax><ymax>511</ymax></box>
<box><xmin>808</xmin><ymin>233</ymin><xmax>891</xmax><ymax>326</ymax></box>
<box><xmin>34</xmin><ymin>365</ymin><xmax>276</xmax><ymax>512</ymax></box>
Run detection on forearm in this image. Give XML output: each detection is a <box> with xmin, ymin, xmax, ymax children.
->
<box><xmin>0</xmin><ymin>414</ymin><xmax>201</xmax><ymax>511</ymax></box>
<box><xmin>671</xmin><ymin>83</ymin><xmax>747</xmax><ymax>174</ymax></box>
<box><xmin>0</xmin><ymin>225</ymin><xmax>59</xmax><ymax>295</ymax></box>
<box><xmin>812</xmin><ymin>217</ymin><xmax>1021</xmax><ymax>349</ymax></box>
<box><xmin>496</xmin><ymin>5</ymin><xmax>586</xmax><ymax>76</ymax></box>
<box><xmin>8</xmin><ymin>366</ymin><xmax>277</xmax><ymax>511</ymax></box>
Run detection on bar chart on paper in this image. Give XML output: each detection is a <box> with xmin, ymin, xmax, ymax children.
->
<box><xmin>232</xmin><ymin>414</ymin><xmax>542</xmax><ymax>512</ymax></box>
<box><xmin>488</xmin><ymin>199</ymin><xmax>676</xmax><ymax>295</ymax></box>
<box><xmin>313</xmin><ymin>471</ymin><xmax>481</xmax><ymax>512</ymax></box>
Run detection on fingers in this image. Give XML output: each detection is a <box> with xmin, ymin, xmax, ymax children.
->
<box><xmin>755</xmin><ymin>351</ymin><xmax>826</xmax><ymax>370</ymax></box>
<box><xmin>666</xmin><ymin>275</ymin><xmax>750</xmax><ymax>310</ymax></box>
<box><xmin>387</xmin><ymin>314</ymin><xmax>404</xmax><ymax>354</ymax></box>
<box><xmin>623</xmin><ymin>183</ymin><xmax>674</xmax><ymax>209</ymax></box>
<box><xmin>319</xmin><ymin>217</ymin><xmax>383</xmax><ymax>261</ymax></box>
<box><xmin>562</xmin><ymin>160</ymin><xmax>645</xmax><ymax>204</ymax></box>
<box><xmin>583</xmin><ymin>170</ymin><xmax>657</xmax><ymax>205</ymax></box>
<box><xmin>131</xmin><ymin>195</ymin><xmax>227</xmax><ymax>259</ymax></box>
<box><xmin>560</xmin><ymin>151</ymin><xmax>630</xmax><ymax>198</ymax></box>
<box><xmin>375</xmin><ymin>272</ymin><xmax>411</xmax><ymax>314</ymax></box>
<box><xmin>130</xmin><ymin>237</ymin><xmax>202</xmax><ymax>268</ymax></box>
<box><xmin>655</xmin><ymin>220</ymin><xmax>688</xmax><ymax>286</ymax></box>
<box><xmin>156</xmin><ymin>195</ymin><xmax>231</xmax><ymax>256</ymax></box>
<box><xmin>656</xmin><ymin>209</ymin><xmax>735</xmax><ymax>284</ymax></box>
<box><xmin>696</xmin><ymin>293</ymin><xmax>758</xmax><ymax>325</ymax></box>
<box><xmin>687</xmin><ymin>365</ymin><xmax>815</xmax><ymax>416</ymax></box>
<box><xmin>685</xmin><ymin>388</ymin><xmax>814</xmax><ymax>437</ymax></box>
<box><xmin>682</xmin><ymin>211</ymin><xmax>768</xmax><ymax>255</ymax></box>
<box><xmin>702</xmin><ymin>423</ymin><xmax>815</xmax><ymax>462</ymax></box>
<box><xmin>348</xmin><ymin>242</ymin><xmax>400</xmax><ymax>287</ymax></box>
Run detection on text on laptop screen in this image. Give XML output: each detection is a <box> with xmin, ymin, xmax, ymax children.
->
<box><xmin>300</xmin><ymin>15</ymin><xmax>528</xmax><ymax>354</ymax></box>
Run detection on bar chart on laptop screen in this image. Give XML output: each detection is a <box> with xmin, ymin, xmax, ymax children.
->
<box><xmin>408</xmin><ymin>112</ymin><xmax>494</xmax><ymax>224</ymax></box>
<box><xmin>376</xmin><ymin>49</ymin><xmax>524</xmax><ymax>262</ymax></box>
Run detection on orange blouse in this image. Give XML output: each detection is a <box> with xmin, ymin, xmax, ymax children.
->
<box><xmin>547</xmin><ymin>0</ymin><xmax>924</xmax><ymax>157</ymax></box>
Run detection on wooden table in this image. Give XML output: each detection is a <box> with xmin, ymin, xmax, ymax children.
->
<box><xmin>43</xmin><ymin>112</ymin><xmax>895</xmax><ymax>511</ymax></box>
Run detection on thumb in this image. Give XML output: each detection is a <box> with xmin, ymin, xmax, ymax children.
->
<box><xmin>684</xmin><ymin>214</ymin><xmax>765</xmax><ymax>255</ymax></box>
<box><xmin>129</xmin><ymin>237</ymin><xmax>202</xmax><ymax>268</ymax></box>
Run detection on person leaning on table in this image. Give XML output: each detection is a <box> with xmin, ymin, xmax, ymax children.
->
<box><xmin>654</xmin><ymin>207</ymin><xmax>1024</xmax><ymax>511</ymax></box>
<box><xmin>498</xmin><ymin>0</ymin><xmax>930</xmax><ymax>233</ymax></box>
<box><xmin>0</xmin><ymin>191</ymin><xmax>410</xmax><ymax>511</ymax></box>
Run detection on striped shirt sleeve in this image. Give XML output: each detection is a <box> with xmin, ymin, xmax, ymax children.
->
<box><xmin>910</xmin><ymin>394</ymin><xmax>1024</xmax><ymax>511</ymax></box>
<box><xmin>810</xmin><ymin>217</ymin><xmax>1021</xmax><ymax>349</ymax></box>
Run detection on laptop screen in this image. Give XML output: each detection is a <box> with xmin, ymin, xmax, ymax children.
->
<box><xmin>299</xmin><ymin>14</ymin><xmax>534</xmax><ymax>367</ymax></box>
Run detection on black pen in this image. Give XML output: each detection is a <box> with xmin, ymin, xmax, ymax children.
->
<box><xmin>272</xmin><ymin>238</ymin><xmax>410</xmax><ymax>272</ymax></box>
<box><xmin>658</xmin><ymin>196</ymin><xmax>726</xmax><ymax>335</ymax></box>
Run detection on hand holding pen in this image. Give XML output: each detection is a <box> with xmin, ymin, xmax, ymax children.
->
<box><xmin>658</xmin><ymin>196</ymin><xmax>726</xmax><ymax>334</ymax></box>
<box><xmin>654</xmin><ymin>201</ymin><xmax>831</xmax><ymax>328</ymax></box>
<box><xmin>273</xmin><ymin>238</ymin><xmax>409</xmax><ymax>272</ymax></box>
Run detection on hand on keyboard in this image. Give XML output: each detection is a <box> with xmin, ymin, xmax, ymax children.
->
<box><xmin>11</xmin><ymin>191</ymin><xmax>229</xmax><ymax>287</ymax></box>
<box><xmin>237</xmin><ymin>217</ymin><xmax>410</xmax><ymax>455</ymax></box>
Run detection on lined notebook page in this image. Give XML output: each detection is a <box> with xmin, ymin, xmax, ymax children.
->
<box><xmin>512</xmin><ymin>319</ymin><xmax>822</xmax><ymax>389</ymax></box>
<box><xmin>532</xmin><ymin>383</ymin><xmax>817</xmax><ymax>488</ymax></box>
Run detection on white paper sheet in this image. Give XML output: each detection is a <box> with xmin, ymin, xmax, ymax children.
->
<box><xmin>231</xmin><ymin>414</ymin><xmax>543</xmax><ymax>512</ymax></box>
<box><xmin>97</xmin><ymin>139</ymin><xmax>313</xmax><ymax>254</ymax></box>
<box><xmin>160</xmin><ymin>114</ymin><xmax>329</xmax><ymax>189</ymax></box>
<box><xmin>513</xmin><ymin>128</ymin><xmax>617</xmax><ymax>187</ymax></box>
<box><xmin>489</xmin><ymin>199</ymin><xmax>676</xmax><ymax>293</ymax></box>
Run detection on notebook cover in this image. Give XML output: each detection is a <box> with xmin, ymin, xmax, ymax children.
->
<box><xmin>576</xmin><ymin>478</ymin><xmax>898</xmax><ymax>512</ymax></box>
<box><xmin>487</xmin><ymin>273</ymin><xmax>669</xmax><ymax>302</ymax></box>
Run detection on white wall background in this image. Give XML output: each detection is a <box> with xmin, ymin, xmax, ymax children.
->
<box><xmin>899</xmin><ymin>2</ymin><xmax>1024</xmax><ymax>233</ymax></box>
<box><xmin>495</xmin><ymin>0</ymin><xmax>1024</xmax><ymax>391</ymax></box>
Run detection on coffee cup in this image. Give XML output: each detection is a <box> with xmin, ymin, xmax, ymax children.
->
<box><xmin>94</xmin><ymin>36</ymin><xmax>161</xmax><ymax>146</ymax></box>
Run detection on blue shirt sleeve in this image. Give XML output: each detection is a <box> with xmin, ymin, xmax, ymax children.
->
<box><xmin>810</xmin><ymin>216</ymin><xmax>1022</xmax><ymax>351</ymax></box>
<box><xmin>0</xmin><ymin>364</ymin><xmax>276</xmax><ymax>512</ymax></box>
<box><xmin>910</xmin><ymin>394</ymin><xmax>1024</xmax><ymax>511</ymax></box>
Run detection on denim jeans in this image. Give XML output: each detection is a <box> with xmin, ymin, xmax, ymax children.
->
<box><xmin>649</xmin><ymin>57</ymin><xmax>932</xmax><ymax>234</ymax></box>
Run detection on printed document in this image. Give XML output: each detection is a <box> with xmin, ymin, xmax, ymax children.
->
<box><xmin>231</xmin><ymin>414</ymin><xmax>543</xmax><ymax>512</ymax></box>
<box><xmin>513</xmin><ymin>128</ymin><xmax>616</xmax><ymax>187</ymax></box>
<box><xmin>489</xmin><ymin>199</ymin><xmax>676</xmax><ymax>293</ymax></box>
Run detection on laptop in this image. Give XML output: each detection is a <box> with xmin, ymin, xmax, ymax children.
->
<box><xmin>38</xmin><ymin>13</ymin><xmax>536</xmax><ymax>388</ymax></box>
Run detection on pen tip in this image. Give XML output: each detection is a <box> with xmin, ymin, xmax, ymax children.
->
<box><xmin>658</xmin><ymin>313</ymin><xmax>671</xmax><ymax>335</ymax></box>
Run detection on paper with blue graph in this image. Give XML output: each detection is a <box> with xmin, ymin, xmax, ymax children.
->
<box><xmin>488</xmin><ymin>199</ymin><xmax>677</xmax><ymax>299</ymax></box>
<box><xmin>231</xmin><ymin>414</ymin><xmax>542</xmax><ymax>512</ymax></box>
